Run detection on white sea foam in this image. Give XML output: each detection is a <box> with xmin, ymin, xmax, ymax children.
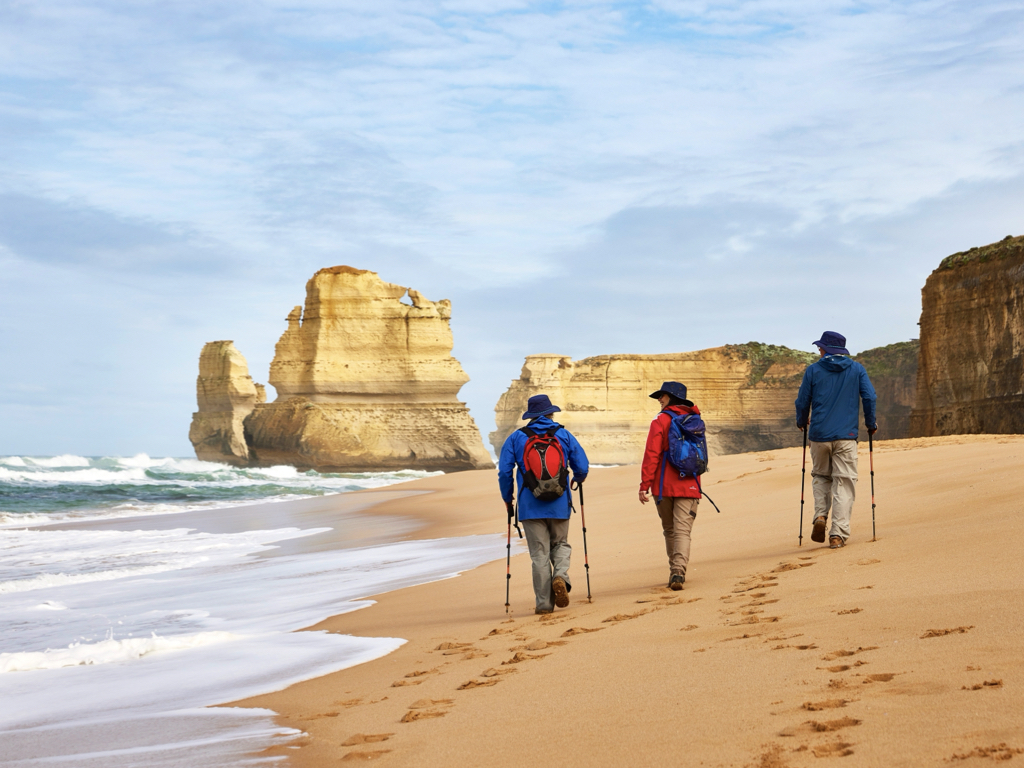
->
<box><xmin>24</xmin><ymin>455</ymin><xmax>91</xmax><ymax>468</ymax></box>
<box><xmin>0</xmin><ymin>456</ymin><xmax>27</xmax><ymax>467</ymax></box>
<box><xmin>0</xmin><ymin>631</ymin><xmax>238</xmax><ymax>672</ymax></box>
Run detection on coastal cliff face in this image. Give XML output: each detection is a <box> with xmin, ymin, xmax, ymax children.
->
<box><xmin>910</xmin><ymin>235</ymin><xmax>1024</xmax><ymax>436</ymax></box>
<box><xmin>243</xmin><ymin>266</ymin><xmax>493</xmax><ymax>472</ymax></box>
<box><xmin>188</xmin><ymin>341</ymin><xmax>266</xmax><ymax>466</ymax></box>
<box><xmin>853</xmin><ymin>340</ymin><xmax>919</xmax><ymax>440</ymax></box>
<box><xmin>491</xmin><ymin>344</ymin><xmax>816</xmax><ymax>464</ymax></box>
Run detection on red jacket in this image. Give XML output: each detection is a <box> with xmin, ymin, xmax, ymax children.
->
<box><xmin>640</xmin><ymin>404</ymin><xmax>702</xmax><ymax>499</ymax></box>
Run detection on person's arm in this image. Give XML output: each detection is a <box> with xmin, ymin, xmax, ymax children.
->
<box><xmin>860</xmin><ymin>366</ymin><xmax>878</xmax><ymax>432</ymax></box>
<box><xmin>498</xmin><ymin>433</ymin><xmax>518</xmax><ymax>504</ymax></box>
<box><xmin>564</xmin><ymin>430</ymin><xmax>589</xmax><ymax>483</ymax></box>
<box><xmin>639</xmin><ymin>415</ymin><xmax>667</xmax><ymax>504</ymax></box>
<box><xmin>794</xmin><ymin>368</ymin><xmax>813</xmax><ymax>429</ymax></box>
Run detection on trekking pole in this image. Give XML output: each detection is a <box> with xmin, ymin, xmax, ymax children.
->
<box><xmin>572</xmin><ymin>479</ymin><xmax>592</xmax><ymax>602</ymax></box>
<box><xmin>869</xmin><ymin>431</ymin><xmax>877</xmax><ymax>542</ymax></box>
<box><xmin>503</xmin><ymin>512</ymin><xmax>512</xmax><ymax>614</ymax></box>
<box><xmin>798</xmin><ymin>426</ymin><xmax>808</xmax><ymax>547</ymax></box>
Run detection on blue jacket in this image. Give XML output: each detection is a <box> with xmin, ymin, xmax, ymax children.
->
<box><xmin>498</xmin><ymin>417</ymin><xmax>589</xmax><ymax>521</ymax></box>
<box><xmin>795</xmin><ymin>355</ymin><xmax>877</xmax><ymax>442</ymax></box>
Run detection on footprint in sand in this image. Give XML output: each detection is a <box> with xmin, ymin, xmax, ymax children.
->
<box><xmin>400</xmin><ymin>699</ymin><xmax>454</xmax><ymax>723</ymax></box>
<box><xmin>836</xmin><ymin>608</ymin><xmax>863</xmax><ymax>615</ymax></box>
<box><xmin>501</xmin><ymin>651</ymin><xmax>550</xmax><ymax>665</ymax></box>
<box><xmin>950</xmin><ymin>744</ymin><xmax>1024</xmax><ymax>760</ymax></box>
<box><xmin>480</xmin><ymin>667</ymin><xmax>517</xmax><ymax>678</ymax></box>
<box><xmin>390</xmin><ymin>679</ymin><xmax>424</xmax><ymax>687</ymax></box>
<box><xmin>856</xmin><ymin>558</ymin><xmax>881</xmax><ymax>566</ymax></box>
<box><xmin>772</xmin><ymin>642</ymin><xmax>817</xmax><ymax>651</ymax></box>
<box><xmin>728</xmin><ymin>615</ymin><xmax>780</xmax><ymax>626</ymax></box>
<box><xmin>821</xmin><ymin>646</ymin><xmax>878</xmax><ymax>661</ymax></box>
<box><xmin>961</xmin><ymin>679</ymin><xmax>1003</xmax><ymax>690</ymax></box>
<box><xmin>921</xmin><ymin>626</ymin><xmax>974</xmax><ymax>639</ymax></box>
<box><xmin>458</xmin><ymin>679</ymin><xmax>500</xmax><ymax>689</ymax></box>
<box><xmin>779</xmin><ymin>717</ymin><xmax>861</xmax><ymax>737</ymax></box>
<box><xmin>602</xmin><ymin>614</ymin><xmax>643</xmax><ymax>626</ymax></box>
<box><xmin>802</xmin><ymin>699</ymin><xmax>852</xmax><ymax>711</ymax></box>
<box><xmin>861</xmin><ymin>673</ymin><xmax>897</xmax><ymax>683</ymax></box>
<box><xmin>509</xmin><ymin>639</ymin><xmax>567</xmax><ymax>651</ymax></box>
<box><xmin>561</xmin><ymin>627</ymin><xmax>604</xmax><ymax>637</ymax></box>
<box><xmin>342</xmin><ymin>734</ymin><xmax>393</xmax><ymax>746</ymax></box>
<box><xmin>746</xmin><ymin>598</ymin><xmax>779</xmax><ymax>607</ymax></box>
<box><xmin>680</xmin><ymin>625</ymin><xmax>699</xmax><ymax>632</ymax></box>
<box><xmin>811</xmin><ymin>741</ymin><xmax>854</xmax><ymax>757</ymax></box>
<box><xmin>819</xmin><ymin>661</ymin><xmax>868</xmax><ymax>672</ymax></box>
<box><xmin>484</xmin><ymin>628</ymin><xmax>513</xmax><ymax>637</ymax></box>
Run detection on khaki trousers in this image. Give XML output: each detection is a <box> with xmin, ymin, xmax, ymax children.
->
<box><xmin>522</xmin><ymin>518</ymin><xmax>572</xmax><ymax>612</ymax></box>
<box><xmin>656</xmin><ymin>497</ymin><xmax>698</xmax><ymax>576</ymax></box>
<box><xmin>810</xmin><ymin>439</ymin><xmax>858</xmax><ymax>542</ymax></box>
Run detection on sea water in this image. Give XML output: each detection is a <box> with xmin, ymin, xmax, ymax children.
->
<box><xmin>0</xmin><ymin>455</ymin><xmax>507</xmax><ymax>766</ymax></box>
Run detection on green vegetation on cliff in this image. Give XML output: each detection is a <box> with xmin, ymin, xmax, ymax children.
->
<box><xmin>724</xmin><ymin>342</ymin><xmax>817</xmax><ymax>386</ymax></box>
<box><xmin>853</xmin><ymin>340</ymin><xmax>920</xmax><ymax>379</ymax></box>
<box><xmin>938</xmin><ymin>234</ymin><xmax>1024</xmax><ymax>270</ymax></box>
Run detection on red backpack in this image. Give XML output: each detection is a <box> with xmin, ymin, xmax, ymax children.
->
<box><xmin>520</xmin><ymin>426</ymin><xmax>569</xmax><ymax>501</ymax></box>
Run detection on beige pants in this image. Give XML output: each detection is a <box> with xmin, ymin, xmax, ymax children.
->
<box><xmin>522</xmin><ymin>518</ymin><xmax>572</xmax><ymax>612</ymax></box>
<box><xmin>810</xmin><ymin>439</ymin><xmax>858</xmax><ymax>542</ymax></box>
<box><xmin>657</xmin><ymin>497</ymin><xmax>698</xmax><ymax>576</ymax></box>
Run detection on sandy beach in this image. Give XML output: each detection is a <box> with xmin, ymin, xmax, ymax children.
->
<box><xmin>238</xmin><ymin>435</ymin><xmax>1024</xmax><ymax>766</ymax></box>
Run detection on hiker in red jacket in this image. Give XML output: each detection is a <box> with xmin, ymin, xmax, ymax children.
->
<box><xmin>640</xmin><ymin>381</ymin><xmax>702</xmax><ymax>591</ymax></box>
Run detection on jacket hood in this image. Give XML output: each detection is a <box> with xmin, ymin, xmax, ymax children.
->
<box><xmin>818</xmin><ymin>355</ymin><xmax>853</xmax><ymax>373</ymax></box>
<box><xmin>663</xmin><ymin>404</ymin><xmax>700</xmax><ymax>416</ymax></box>
<box><xmin>525</xmin><ymin>415</ymin><xmax>560</xmax><ymax>430</ymax></box>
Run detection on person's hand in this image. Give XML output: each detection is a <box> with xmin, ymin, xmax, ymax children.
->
<box><xmin>505</xmin><ymin>501</ymin><xmax>515</xmax><ymax>521</ymax></box>
<box><xmin>639</xmin><ymin>488</ymin><xmax>650</xmax><ymax>505</ymax></box>
<box><xmin>572</xmin><ymin>473</ymin><xmax>587</xmax><ymax>488</ymax></box>
<box><xmin>868</xmin><ymin>425</ymin><xmax>877</xmax><ymax>436</ymax></box>
<box><xmin>796</xmin><ymin>421</ymin><xmax>806</xmax><ymax>431</ymax></box>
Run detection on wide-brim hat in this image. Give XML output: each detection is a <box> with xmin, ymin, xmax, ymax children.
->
<box><xmin>812</xmin><ymin>330</ymin><xmax>850</xmax><ymax>356</ymax></box>
<box><xmin>522</xmin><ymin>393</ymin><xmax>561</xmax><ymax>420</ymax></box>
<box><xmin>649</xmin><ymin>381</ymin><xmax>694</xmax><ymax>406</ymax></box>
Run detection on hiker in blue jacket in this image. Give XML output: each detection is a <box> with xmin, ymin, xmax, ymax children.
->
<box><xmin>795</xmin><ymin>331</ymin><xmax>877</xmax><ymax>549</ymax></box>
<box><xmin>498</xmin><ymin>394</ymin><xmax>589</xmax><ymax>614</ymax></box>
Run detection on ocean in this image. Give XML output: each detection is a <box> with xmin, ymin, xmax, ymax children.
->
<box><xmin>0</xmin><ymin>455</ymin><xmax>508</xmax><ymax>766</ymax></box>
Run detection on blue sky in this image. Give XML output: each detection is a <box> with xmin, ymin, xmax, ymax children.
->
<box><xmin>2</xmin><ymin>0</ymin><xmax>1023</xmax><ymax>456</ymax></box>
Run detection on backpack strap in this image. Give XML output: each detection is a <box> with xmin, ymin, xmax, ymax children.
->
<box><xmin>520</xmin><ymin>426</ymin><xmax>537</xmax><ymax>437</ymax></box>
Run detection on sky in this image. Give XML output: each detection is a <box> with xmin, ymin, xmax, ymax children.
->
<box><xmin>2</xmin><ymin>0</ymin><xmax>1023</xmax><ymax>457</ymax></box>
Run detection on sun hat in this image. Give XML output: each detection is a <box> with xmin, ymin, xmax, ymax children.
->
<box><xmin>812</xmin><ymin>331</ymin><xmax>850</xmax><ymax>356</ymax></box>
<box><xmin>648</xmin><ymin>381</ymin><xmax>694</xmax><ymax>406</ymax></box>
<box><xmin>522</xmin><ymin>394</ymin><xmax>561</xmax><ymax>420</ymax></box>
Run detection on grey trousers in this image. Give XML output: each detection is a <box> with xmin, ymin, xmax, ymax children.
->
<box><xmin>810</xmin><ymin>439</ymin><xmax>858</xmax><ymax>542</ymax></box>
<box><xmin>656</xmin><ymin>497</ymin><xmax>698</xmax><ymax>576</ymax></box>
<box><xmin>522</xmin><ymin>518</ymin><xmax>572</xmax><ymax>612</ymax></box>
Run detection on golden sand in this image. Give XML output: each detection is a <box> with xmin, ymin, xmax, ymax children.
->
<box><xmin>236</xmin><ymin>435</ymin><xmax>1024</xmax><ymax>766</ymax></box>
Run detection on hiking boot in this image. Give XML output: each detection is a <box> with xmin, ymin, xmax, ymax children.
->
<box><xmin>811</xmin><ymin>517</ymin><xmax>827</xmax><ymax>543</ymax></box>
<box><xmin>829</xmin><ymin>536</ymin><xmax>845</xmax><ymax>549</ymax></box>
<box><xmin>669</xmin><ymin>574</ymin><xmax>685</xmax><ymax>591</ymax></box>
<box><xmin>552</xmin><ymin>577</ymin><xmax>570</xmax><ymax>608</ymax></box>
<box><xmin>535</xmin><ymin>608</ymin><xmax>553</xmax><ymax>615</ymax></box>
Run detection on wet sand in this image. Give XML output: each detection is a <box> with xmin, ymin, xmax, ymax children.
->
<box><xmin>237</xmin><ymin>435</ymin><xmax>1024</xmax><ymax>766</ymax></box>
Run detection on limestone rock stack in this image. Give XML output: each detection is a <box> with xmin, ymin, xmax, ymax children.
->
<box><xmin>910</xmin><ymin>235</ymin><xmax>1024</xmax><ymax>436</ymax></box>
<box><xmin>853</xmin><ymin>340</ymin><xmax>919</xmax><ymax>440</ymax></box>
<box><xmin>188</xmin><ymin>341</ymin><xmax>266</xmax><ymax>466</ymax></box>
<box><xmin>242</xmin><ymin>266</ymin><xmax>493</xmax><ymax>472</ymax></box>
<box><xmin>491</xmin><ymin>344</ymin><xmax>816</xmax><ymax>464</ymax></box>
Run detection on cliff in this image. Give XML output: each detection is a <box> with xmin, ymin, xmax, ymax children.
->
<box><xmin>909</xmin><ymin>235</ymin><xmax>1024</xmax><ymax>436</ymax></box>
<box><xmin>242</xmin><ymin>266</ymin><xmax>493</xmax><ymax>472</ymax></box>
<box><xmin>491</xmin><ymin>343</ymin><xmax>816</xmax><ymax>464</ymax></box>
<box><xmin>853</xmin><ymin>340</ymin><xmax>919</xmax><ymax>440</ymax></box>
<box><xmin>188</xmin><ymin>341</ymin><xmax>266</xmax><ymax>466</ymax></box>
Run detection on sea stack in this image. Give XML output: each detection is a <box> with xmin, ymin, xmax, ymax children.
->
<box><xmin>242</xmin><ymin>266</ymin><xmax>494</xmax><ymax>472</ymax></box>
<box><xmin>188</xmin><ymin>341</ymin><xmax>266</xmax><ymax>466</ymax></box>
<box><xmin>910</xmin><ymin>235</ymin><xmax>1024</xmax><ymax>436</ymax></box>
<box><xmin>491</xmin><ymin>344</ymin><xmax>816</xmax><ymax>463</ymax></box>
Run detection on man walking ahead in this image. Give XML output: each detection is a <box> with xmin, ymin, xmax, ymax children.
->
<box><xmin>639</xmin><ymin>381</ymin><xmax>703</xmax><ymax>590</ymax></box>
<box><xmin>795</xmin><ymin>331</ymin><xmax>877</xmax><ymax>549</ymax></box>
<box><xmin>499</xmin><ymin>394</ymin><xmax>589</xmax><ymax>614</ymax></box>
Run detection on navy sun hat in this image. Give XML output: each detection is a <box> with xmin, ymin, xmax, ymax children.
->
<box><xmin>812</xmin><ymin>331</ymin><xmax>850</xmax><ymax>356</ymax></box>
<box><xmin>522</xmin><ymin>394</ymin><xmax>562</xmax><ymax>420</ymax></box>
<box><xmin>648</xmin><ymin>381</ymin><xmax>694</xmax><ymax>406</ymax></box>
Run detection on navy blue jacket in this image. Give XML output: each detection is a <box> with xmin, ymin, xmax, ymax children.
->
<box><xmin>795</xmin><ymin>355</ymin><xmax>877</xmax><ymax>442</ymax></box>
<box><xmin>498</xmin><ymin>417</ymin><xmax>589</xmax><ymax>521</ymax></box>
